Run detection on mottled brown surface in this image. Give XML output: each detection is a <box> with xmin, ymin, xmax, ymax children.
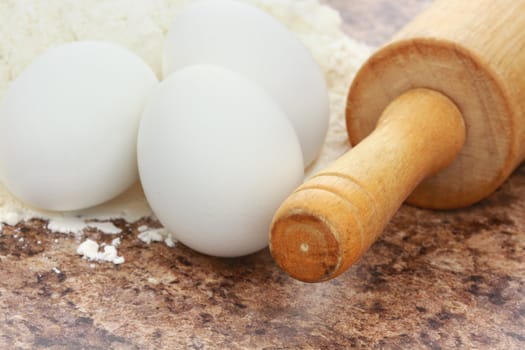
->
<box><xmin>1</xmin><ymin>1</ymin><xmax>524</xmax><ymax>349</ymax></box>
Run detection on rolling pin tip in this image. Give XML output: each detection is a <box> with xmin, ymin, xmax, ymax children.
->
<box><xmin>270</xmin><ymin>212</ymin><xmax>343</xmax><ymax>282</ymax></box>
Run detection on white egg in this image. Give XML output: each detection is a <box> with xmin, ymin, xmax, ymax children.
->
<box><xmin>162</xmin><ymin>0</ymin><xmax>329</xmax><ymax>167</ymax></box>
<box><xmin>0</xmin><ymin>41</ymin><xmax>158</xmax><ymax>211</ymax></box>
<box><xmin>138</xmin><ymin>65</ymin><xmax>304</xmax><ymax>257</ymax></box>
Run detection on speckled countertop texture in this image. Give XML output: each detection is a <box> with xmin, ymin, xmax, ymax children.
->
<box><xmin>1</xmin><ymin>1</ymin><xmax>524</xmax><ymax>349</ymax></box>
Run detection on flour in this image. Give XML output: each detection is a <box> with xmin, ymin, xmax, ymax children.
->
<box><xmin>0</xmin><ymin>1</ymin><xmax>371</xmax><ymax>248</ymax></box>
<box><xmin>77</xmin><ymin>238</ymin><xmax>125</xmax><ymax>264</ymax></box>
<box><xmin>111</xmin><ymin>237</ymin><xmax>122</xmax><ymax>247</ymax></box>
<box><xmin>87</xmin><ymin>222</ymin><xmax>122</xmax><ymax>235</ymax></box>
<box><xmin>138</xmin><ymin>228</ymin><xmax>177</xmax><ymax>247</ymax></box>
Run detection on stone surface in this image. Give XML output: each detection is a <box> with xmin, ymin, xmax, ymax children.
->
<box><xmin>1</xmin><ymin>1</ymin><xmax>524</xmax><ymax>349</ymax></box>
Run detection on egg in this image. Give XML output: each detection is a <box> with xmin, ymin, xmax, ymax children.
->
<box><xmin>138</xmin><ymin>65</ymin><xmax>304</xmax><ymax>257</ymax></box>
<box><xmin>0</xmin><ymin>41</ymin><xmax>158</xmax><ymax>211</ymax></box>
<box><xmin>162</xmin><ymin>0</ymin><xmax>329</xmax><ymax>167</ymax></box>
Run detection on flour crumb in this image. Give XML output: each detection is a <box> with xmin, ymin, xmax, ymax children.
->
<box><xmin>52</xmin><ymin>267</ymin><xmax>61</xmax><ymax>274</ymax></box>
<box><xmin>76</xmin><ymin>238</ymin><xmax>125</xmax><ymax>264</ymax></box>
<box><xmin>77</xmin><ymin>239</ymin><xmax>99</xmax><ymax>260</ymax></box>
<box><xmin>99</xmin><ymin>245</ymin><xmax>124</xmax><ymax>264</ymax></box>
<box><xmin>138</xmin><ymin>228</ymin><xmax>177</xmax><ymax>248</ymax></box>
<box><xmin>164</xmin><ymin>236</ymin><xmax>176</xmax><ymax>248</ymax></box>
<box><xmin>138</xmin><ymin>225</ymin><xmax>148</xmax><ymax>232</ymax></box>
<box><xmin>111</xmin><ymin>237</ymin><xmax>121</xmax><ymax>247</ymax></box>
<box><xmin>47</xmin><ymin>217</ymin><xmax>89</xmax><ymax>235</ymax></box>
<box><xmin>88</xmin><ymin>222</ymin><xmax>122</xmax><ymax>235</ymax></box>
<box><xmin>138</xmin><ymin>229</ymin><xmax>163</xmax><ymax>243</ymax></box>
<box><xmin>112</xmin><ymin>256</ymin><xmax>125</xmax><ymax>265</ymax></box>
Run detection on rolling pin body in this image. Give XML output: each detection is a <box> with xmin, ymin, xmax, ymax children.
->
<box><xmin>271</xmin><ymin>89</ymin><xmax>464</xmax><ymax>282</ymax></box>
<box><xmin>270</xmin><ymin>0</ymin><xmax>525</xmax><ymax>282</ymax></box>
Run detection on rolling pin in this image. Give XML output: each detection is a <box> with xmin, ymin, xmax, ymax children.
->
<box><xmin>269</xmin><ymin>0</ymin><xmax>525</xmax><ymax>282</ymax></box>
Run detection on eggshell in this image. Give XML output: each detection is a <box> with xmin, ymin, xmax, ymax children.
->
<box><xmin>163</xmin><ymin>0</ymin><xmax>329</xmax><ymax>167</ymax></box>
<box><xmin>138</xmin><ymin>65</ymin><xmax>304</xmax><ymax>257</ymax></box>
<box><xmin>0</xmin><ymin>41</ymin><xmax>158</xmax><ymax>211</ymax></box>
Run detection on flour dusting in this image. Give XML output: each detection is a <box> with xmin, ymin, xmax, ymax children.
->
<box><xmin>0</xmin><ymin>0</ymin><xmax>371</xmax><ymax>250</ymax></box>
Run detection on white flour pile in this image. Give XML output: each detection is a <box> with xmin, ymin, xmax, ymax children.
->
<box><xmin>0</xmin><ymin>0</ymin><xmax>371</xmax><ymax>261</ymax></box>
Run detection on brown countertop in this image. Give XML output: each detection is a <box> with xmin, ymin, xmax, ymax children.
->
<box><xmin>1</xmin><ymin>1</ymin><xmax>524</xmax><ymax>349</ymax></box>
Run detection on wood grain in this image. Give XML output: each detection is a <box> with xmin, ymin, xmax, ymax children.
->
<box><xmin>350</xmin><ymin>0</ymin><xmax>525</xmax><ymax>209</ymax></box>
<box><xmin>273</xmin><ymin>0</ymin><xmax>525</xmax><ymax>282</ymax></box>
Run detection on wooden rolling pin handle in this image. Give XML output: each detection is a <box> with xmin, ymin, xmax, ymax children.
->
<box><xmin>270</xmin><ymin>88</ymin><xmax>466</xmax><ymax>282</ymax></box>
